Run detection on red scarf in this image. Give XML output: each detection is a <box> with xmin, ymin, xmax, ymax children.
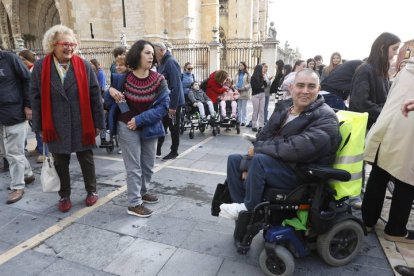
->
<box><xmin>41</xmin><ymin>54</ymin><xmax>96</xmax><ymax>145</ymax></box>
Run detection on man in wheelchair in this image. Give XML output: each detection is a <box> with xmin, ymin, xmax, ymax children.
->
<box><xmin>219</xmin><ymin>69</ymin><xmax>342</xmax><ymax>220</ymax></box>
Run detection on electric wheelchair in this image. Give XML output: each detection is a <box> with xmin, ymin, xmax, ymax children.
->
<box><xmin>211</xmin><ymin>165</ymin><xmax>367</xmax><ymax>276</ymax></box>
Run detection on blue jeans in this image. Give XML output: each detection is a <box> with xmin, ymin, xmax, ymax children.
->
<box><xmin>36</xmin><ymin>132</ymin><xmax>48</xmax><ymax>155</ymax></box>
<box><xmin>227</xmin><ymin>154</ymin><xmax>301</xmax><ymax>210</ymax></box>
<box><xmin>237</xmin><ymin>99</ymin><xmax>248</xmax><ymax>124</ymax></box>
<box><xmin>322</xmin><ymin>93</ymin><xmax>346</xmax><ymax>110</ymax></box>
<box><xmin>118</xmin><ymin>122</ymin><xmax>157</xmax><ymax>206</ymax></box>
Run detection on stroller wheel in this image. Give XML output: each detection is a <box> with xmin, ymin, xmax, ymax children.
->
<box><xmin>199</xmin><ymin>124</ymin><xmax>206</xmax><ymax>133</ymax></box>
<box><xmin>316</xmin><ymin>220</ymin><xmax>364</xmax><ymax>266</ymax></box>
<box><xmin>259</xmin><ymin>246</ymin><xmax>295</xmax><ymax>276</ymax></box>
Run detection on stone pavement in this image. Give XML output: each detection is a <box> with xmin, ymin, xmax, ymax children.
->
<box><xmin>0</xmin><ymin>99</ymin><xmax>407</xmax><ymax>276</ymax></box>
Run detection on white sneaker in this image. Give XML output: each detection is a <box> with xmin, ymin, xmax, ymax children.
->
<box><xmin>219</xmin><ymin>203</ymin><xmax>247</xmax><ymax>220</ymax></box>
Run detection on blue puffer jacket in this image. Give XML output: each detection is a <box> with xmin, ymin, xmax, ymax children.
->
<box><xmin>104</xmin><ymin>73</ymin><xmax>170</xmax><ymax>139</ymax></box>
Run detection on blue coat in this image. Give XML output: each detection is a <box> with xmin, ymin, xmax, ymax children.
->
<box><xmin>104</xmin><ymin>72</ymin><xmax>170</xmax><ymax>139</ymax></box>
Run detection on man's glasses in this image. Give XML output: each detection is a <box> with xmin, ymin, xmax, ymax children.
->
<box><xmin>55</xmin><ymin>42</ymin><xmax>77</xmax><ymax>48</ymax></box>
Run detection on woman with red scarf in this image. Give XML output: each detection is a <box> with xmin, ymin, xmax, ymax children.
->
<box><xmin>30</xmin><ymin>25</ymin><xmax>105</xmax><ymax>213</ymax></box>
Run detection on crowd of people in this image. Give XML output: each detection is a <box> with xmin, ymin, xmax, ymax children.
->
<box><xmin>0</xmin><ymin>25</ymin><xmax>413</xmax><ymax>250</ymax></box>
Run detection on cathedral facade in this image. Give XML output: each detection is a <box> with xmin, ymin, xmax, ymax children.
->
<box><xmin>0</xmin><ymin>0</ymin><xmax>270</xmax><ymax>49</ymax></box>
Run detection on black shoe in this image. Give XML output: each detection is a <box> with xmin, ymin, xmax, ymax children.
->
<box><xmin>395</xmin><ymin>265</ymin><xmax>414</xmax><ymax>276</ymax></box>
<box><xmin>252</xmin><ymin>127</ymin><xmax>258</xmax><ymax>132</ymax></box>
<box><xmin>246</xmin><ymin>122</ymin><xmax>252</xmax><ymax>128</ymax></box>
<box><xmin>162</xmin><ymin>151</ymin><xmax>178</xmax><ymax>160</ymax></box>
<box><xmin>240</xmin><ymin>123</ymin><xmax>246</xmax><ymax>126</ymax></box>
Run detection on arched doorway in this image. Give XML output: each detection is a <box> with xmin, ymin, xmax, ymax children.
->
<box><xmin>0</xmin><ymin>1</ymin><xmax>14</xmax><ymax>49</ymax></box>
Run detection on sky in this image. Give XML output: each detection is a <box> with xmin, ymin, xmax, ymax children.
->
<box><xmin>268</xmin><ymin>0</ymin><xmax>414</xmax><ymax>63</ymax></box>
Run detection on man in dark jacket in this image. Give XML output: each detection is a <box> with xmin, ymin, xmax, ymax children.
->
<box><xmin>220</xmin><ymin>69</ymin><xmax>341</xmax><ymax>220</ymax></box>
<box><xmin>153</xmin><ymin>42</ymin><xmax>184</xmax><ymax>160</ymax></box>
<box><xmin>0</xmin><ymin>49</ymin><xmax>35</xmax><ymax>204</ymax></box>
<box><xmin>320</xmin><ymin>60</ymin><xmax>363</xmax><ymax>110</ymax></box>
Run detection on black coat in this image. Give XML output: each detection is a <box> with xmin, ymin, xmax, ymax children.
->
<box><xmin>254</xmin><ymin>95</ymin><xmax>341</xmax><ymax>167</ymax></box>
<box><xmin>0</xmin><ymin>51</ymin><xmax>31</xmax><ymax>125</ymax></box>
<box><xmin>349</xmin><ymin>63</ymin><xmax>389</xmax><ymax>128</ymax></box>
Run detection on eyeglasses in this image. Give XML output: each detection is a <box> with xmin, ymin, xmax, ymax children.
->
<box><xmin>55</xmin><ymin>42</ymin><xmax>77</xmax><ymax>48</ymax></box>
<box><xmin>187</xmin><ymin>67</ymin><xmax>194</xmax><ymax>70</ymax></box>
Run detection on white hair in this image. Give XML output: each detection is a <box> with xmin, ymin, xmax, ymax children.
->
<box><xmin>42</xmin><ymin>24</ymin><xmax>77</xmax><ymax>53</ymax></box>
<box><xmin>152</xmin><ymin>42</ymin><xmax>167</xmax><ymax>50</ymax></box>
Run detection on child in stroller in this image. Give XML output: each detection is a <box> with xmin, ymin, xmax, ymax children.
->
<box><xmin>219</xmin><ymin>78</ymin><xmax>240</xmax><ymax>121</ymax></box>
<box><xmin>188</xmin><ymin>81</ymin><xmax>216</xmax><ymax>123</ymax></box>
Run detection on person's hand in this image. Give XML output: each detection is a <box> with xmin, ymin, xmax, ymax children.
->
<box><xmin>168</xmin><ymin>108</ymin><xmax>176</xmax><ymax>117</ymax></box>
<box><xmin>193</xmin><ymin>102</ymin><xmax>198</xmax><ymax>107</ymax></box>
<box><xmin>247</xmin><ymin>146</ymin><xmax>254</xmax><ymax>157</ymax></box>
<box><xmin>127</xmin><ymin>118</ymin><xmax>137</xmax><ymax>130</ymax></box>
<box><xmin>95</xmin><ymin>128</ymin><xmax>101</xmax><ymax>137</ymax></box>
<box><xmin>109</xmin><ymin>87</ymin><xmax>125</xmax><ymax>102</ymax></box>
<box><xmin>242</xmin><ymin>171</ymin><xmax>248</xmax><ymax>180</ymax></box>
<box><xmin>24</xmin><ymin>107</ymin><xmax>32</xmax><ymax>120</ymax></box>
<box><xmin>401</xmin><ymin>99</ymin><xmax>414</xmax><ymax>117</ymax></box>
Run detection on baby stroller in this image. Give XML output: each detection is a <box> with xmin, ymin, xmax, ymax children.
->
<box><xmin>212</xmin><ymin>99</ymin><xmax>240</xmax><ymax>136</ymax></box>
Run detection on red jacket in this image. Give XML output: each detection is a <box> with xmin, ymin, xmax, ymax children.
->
<box><xmin>206</xmin><ymin>72</ymin><xmax>227</xmax><ymax>104</ymax></box>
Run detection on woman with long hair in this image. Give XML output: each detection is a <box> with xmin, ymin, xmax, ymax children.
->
<box><xmin>234</xmin><ymin>62</ymin><xmax>251</xmax><ymax>126</ymax></box>
<box><xmin>321</xmin><ymin>52</ymin><xmax>342</xmax><ymax>81</ymax></box>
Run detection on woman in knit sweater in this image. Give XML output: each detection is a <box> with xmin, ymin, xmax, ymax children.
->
<box><xmin>107</xmin><ymin>40</ymin><xmax>170</xmax><ymax>218</ymax></box>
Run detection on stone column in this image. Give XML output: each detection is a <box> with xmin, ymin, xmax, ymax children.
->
<box><xmin>261</xmin><ymin>39</ymin><xmax>279</xmax><ymax>75</ymax></box>
<box><xmin>208</xmin><ymin>41</ymin><xmax>222</xmax><ymax>72</ymax></box>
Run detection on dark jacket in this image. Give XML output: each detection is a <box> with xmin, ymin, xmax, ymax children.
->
<box><xmin>30</xmin><ymin>56</ymin><xmax>105</xmax><ymax>154</ymax></box>
<box><xmin>157</xmin><ymin>51</ymin><xmax>184</xmax><ymax>109</ymax></box>
<box><xmin>188</xmin><ymin>88</ymin><xmax>211</xmax><ymax>103</ymax></box>
<box><xmin>254</xmin><ymin>95</ymin><xmax>341</xmax><ymax>167</ymax></box>
<box><xmin>321</xmin><ymin>60</ymin><xmax>363</xmax><ymax>100</ymax></box>
<box><xmin>104</xmin><ymin>72</ymin><xmax>170</xmax><ymax>139</ymax></box>
<box><xmin>0</xmin><ymin>51</ymin><xmax>31</xmax><ymax>126</ymax></box>
<box><xmin>349</xmin><ymin>63</ymin><xmax>389</xmax><ymax>128</ymax></box>
<box><xmin>250</xmin><ymin>76</ymin><xmax>267</xmax><ymax>96</ymax></box>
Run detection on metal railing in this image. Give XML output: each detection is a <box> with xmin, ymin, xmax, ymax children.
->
<box><xmin>170</xmin><ymin>41</ymin><xmax>210</xmax><ymax>81</ymax></box>
<box><xmin>220</xmin><ymin>40</ymin><xmax>263</xmax><ymax>78</ymax></box>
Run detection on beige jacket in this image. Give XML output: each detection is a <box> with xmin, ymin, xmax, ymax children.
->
<box><xmin>364</xmin><ymin>57</ymin><xmax>414</xmax><ymax>185</ymax></box>
<box><xmin>234</xmin><ymin>72</ymin><xmax>251</xmax><ymax>100</ymax></box>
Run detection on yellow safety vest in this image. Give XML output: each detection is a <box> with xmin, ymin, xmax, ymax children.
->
<box><xmin>330</xmin><ymin>110</ymin><xmax>368</xmax><ymax>200</ymax></box>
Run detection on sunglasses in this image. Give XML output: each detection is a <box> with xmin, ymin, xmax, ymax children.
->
<box><xmin>187</xmin><ymin>67</ymin><xmax>194</xmax><ymax>70</ymax></box>
<box><xmin>55</xmin><ymin>42</ymin><xmax>77</xmax><ymax>48</ymax></box>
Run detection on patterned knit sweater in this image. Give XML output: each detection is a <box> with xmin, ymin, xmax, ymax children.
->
<box><xmin>118</xmin><ymin>70</ymin><xmax>165</xmax><ymax>124</ymax></box>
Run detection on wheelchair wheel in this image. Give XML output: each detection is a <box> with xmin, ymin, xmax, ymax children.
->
<box><xmin>259</xmin><ymin>246</ymin><xmax>294</xmax><ymax>276</ymax></box>
<box><xmin>189</xmin><ymin>130</ymin><xmax>194</xmax><ymax>139</ymax></box>
<box><xmin>212</xmin><ymin>128</ymin><xmax>217</xmax><ymax>136</ymax></box>
<box><xmin>316</xmin><ymin>220</ymin><xmax>364</xmax><ymax>266</ymax></box>
<box><xmin>199</xmin><ymin>124</ymin><xmax>206</xmax><ymax>133</ymax></box>
<box><xmin>236</xmin><ymin>126</ymin><xmax>240</xmax><ymax>134</ymax></box>
<box><xmin>217</xmin><ymin>126</ymin><xmax>221</xmax><ymax>134</ymax></box>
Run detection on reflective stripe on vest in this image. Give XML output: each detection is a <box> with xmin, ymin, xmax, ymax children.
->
<box><xmin>330</xmin><ymin>111</ymin><xmax>368</xmax><ymax>200</ymax></box>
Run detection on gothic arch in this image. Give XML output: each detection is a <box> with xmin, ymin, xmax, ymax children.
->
<box><xmin>35</xmin><ymin>0</ymin><xmax>60</xmax><ymax>48</ymax></box>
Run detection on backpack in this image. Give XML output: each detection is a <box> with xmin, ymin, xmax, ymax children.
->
<box><xmin>200</xmin><ymin>78</ymin><xmax>208</xmax><ymax>92</ymax></box>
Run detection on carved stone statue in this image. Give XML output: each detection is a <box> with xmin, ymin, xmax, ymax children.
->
<box><xmin>120</xmin><ymin>31</ymin><xmax>127</xmax><ymax>47</ymax></box>
<box><xmin>267</xmin><ymin>21</ymin><xmax>277</xmax><ymax>40</ymax></box>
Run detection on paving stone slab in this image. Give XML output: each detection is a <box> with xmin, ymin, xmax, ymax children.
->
<box><xmin>79</xmin><ymin>201</ymin><xmax>196</xmax><ymax>247</ymax></box>
<box><xmin>151</xmin><ymin>168</ymin><xmax>223</xmax><ymax>203</ymax></box>
<box><xmin>40</xmin><ymin>223</ymin><xmax>135</xmax><ymax>270</ymax></box>
<box><xmin>161</xmin><ymin>199</ymin><xmax>219</xmax><ymax>224</ymax></box>
<box><xmin>0</xmin><ymin>250</ymin><xmax>57</xmax><ymax>276</ymax></box>
<box><xmin>180</xmin><ymin>225</ymin><xmax>263</xmax><ymax>267</ymax></box>
<box><xmin>217</xmin><ymin>259</ymin><xmax>263</xmax><ymax>276</ymax></box>
<box><xmin>104</xmin><ymin>238</ymin><xmax>176</xmax><ymax>276</ymax></box>
<box><xmin>0</xmin><ymin>211</ymin><xmax>59</xmax><ymax>246</ymax></box>
<box><xmin>0</xmin><ymin>240</ymin><xmax>13</xmax><ymax>254</ymax></box>
<box><xmin>38</xmin><ymin>258</ymin><xmax>116</xmax><ymax>276</ymax></box>
<box><xmin>157</xmin><ymin>248</ymin><xmax>222</xmax><ymax>276</ymax></box>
